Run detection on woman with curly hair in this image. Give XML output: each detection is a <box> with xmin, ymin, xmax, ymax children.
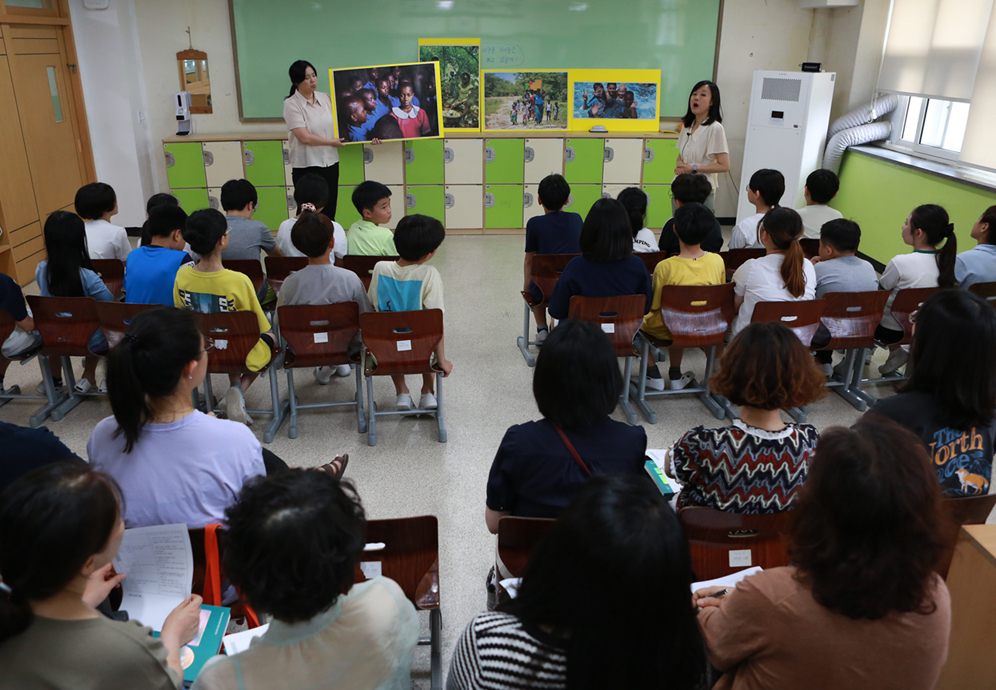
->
<box><xmin>666</xmin><ymin>322</ymin><xmax>826</xmax><ymax>513</ymax></box>
<box><xmin>693</xmin><ymin>415</ymin><xmax>953</xmax><ymax>690</ymax></box>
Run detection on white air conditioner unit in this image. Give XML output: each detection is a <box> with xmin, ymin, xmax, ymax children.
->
<box><xmin>736</xmin><ymin>71</ymin><xmax>835</xmax><ymax>224</ymax></box>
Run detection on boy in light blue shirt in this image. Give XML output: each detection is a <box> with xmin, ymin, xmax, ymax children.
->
<box><xmin>955</xmin><ymin>205</ymin><xmax>996</xmax><ymax>289</ymax></box>
<box><xmin>125</xmin><ymin>205</ymin><xmax>194</xmax><ymax>305</ymax></box>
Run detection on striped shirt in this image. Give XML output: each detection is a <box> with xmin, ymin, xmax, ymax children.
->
<box><xmin>447</xmin><ymin>611</ymin><xmax>567</xmax><ymax>690</ymax></box>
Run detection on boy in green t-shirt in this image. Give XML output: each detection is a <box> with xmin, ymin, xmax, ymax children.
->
<box><xmin>346</xmin><ymin>181</ymin><xmax>397</xmax><ymax>256</ymax></box>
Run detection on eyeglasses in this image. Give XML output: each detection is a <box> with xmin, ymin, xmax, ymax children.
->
<box><xmin>201</xmin><ymin>341</ymin><xmax>216</xmax><ymax>354</ymax></box>
<box><xmin>909</xmin><ymin>309</ymin><xmax>919</xmax><ymax>325</ymax></box>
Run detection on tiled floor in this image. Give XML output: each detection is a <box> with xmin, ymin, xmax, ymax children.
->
<box><xmin>3</xmin><ymin>234</ymin><xmax>923</xmax><ymax>683</ymax></box>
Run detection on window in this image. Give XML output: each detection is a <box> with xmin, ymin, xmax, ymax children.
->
<box><xmin>46</xmin><ymin>66</ymin><xmax>63</xmax><ymax>123</ymax></box>
<box><xmin>888</xmin><ymin>94</ymin><xmax>970</xmax><ymax>161</ymax></box>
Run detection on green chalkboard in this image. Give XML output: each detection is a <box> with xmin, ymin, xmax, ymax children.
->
<box><xmin>230</xmin><ymin>0</ymin><xmax>721</xmax><ymax>121</ymax></box>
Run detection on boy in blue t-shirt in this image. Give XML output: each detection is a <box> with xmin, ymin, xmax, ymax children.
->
<box><xmin>523</xmin><ymin>174</ymin><xmax>583</xmax><ymax>343</ymax></box>
<box><xmin>124</xmin><ymin>204</ymin><xmax>194</xmax><ymax>305</ymax></box>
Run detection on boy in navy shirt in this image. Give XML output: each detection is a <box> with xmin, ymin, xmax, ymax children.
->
<box><xmin>124</xmin><ymin>205</ymin><xmax>194</xmax><ymax>305</ymax></box>
<box><xmin>524</xmin><ymin>174</ymin><xmax>583</xmax><ymax>344</ymax></box>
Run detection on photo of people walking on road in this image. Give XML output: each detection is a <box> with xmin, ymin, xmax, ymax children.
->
<box><xmin>331</xmin><ymin>62</ymin><xmax>442</xmax><ymax>143</ymax></box>
<box><xmin>483</xmin><ymin>70</ymin><xmax>568</xmax><ymax>131</ymax></box>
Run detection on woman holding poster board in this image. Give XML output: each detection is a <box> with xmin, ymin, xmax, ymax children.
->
<box><xmin>675</xmin><ymin>81</ymin><xmax>730</xmax><ymax>213</ymax></box>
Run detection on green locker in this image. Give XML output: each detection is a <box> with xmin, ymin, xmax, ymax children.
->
<box><xmin>643</xmin><ymin>184</ymin><xmax>673</xmax><ymax>228</ymax></box>
<box><xmin>406</xmin><ymin>185</ymin><xmax>446</xmax><ymax>224</ymax></box>
<box><xmin>336</xmin><ymin>186</ymin><xmax>361</xmax><ymax>228</ymax></box>
<box><xmin>563</xmin><ymin>184</ymin><xmax>602</xmax><ymax>218</ymax></box>
<box><xmin>172</xmin><ymin>188</ymin><xmax>210</xmax><ymax>213</ymax></box>
<box><xmin>484</xmin><ymin>139</ymin><xmax>525</xmax><ymax>185</ymax></box>
<box><xmin>404</xmin><ymin>139</ymin><xmax>444</xmax><ymax>185</ymax></box>
<box><xmin>164</xmin><ymin>142</ymin><xmax>207</xmax><ymax>189</ymax></box>
<box><xmin>642</xmin><ymin>139</ymin><xmax>680</xmax><ymax>185</ymax></box>
<box><xmin>243</xmin><ymin>141</ymin><xmax>286</xmax><ymax>187</ymax></box>
<box><xmin>564</xmin><ymin>139</ymin><xmax>604</xmax><ymax>185</ymax></box>
<box><xmin>254</xmin><ymin>187</ymin><xmax>290</xmax><ymax>234</ymax></box>
<box><xmin>485</xmin><ymin>185</ymin><xmax>524</xmax><ymax>229</ymax></box>
<box><xmin>338</xmin><ymin>144</ymin><xmax>365</xmax><ymax>186</ymax></box>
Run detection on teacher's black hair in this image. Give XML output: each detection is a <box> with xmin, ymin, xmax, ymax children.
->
<box><xmin>288</xmin><ymin>60</ymin><xmax>317</xmax><ymax>98</ymax></box>
<box><xmin>682</xmin><ymin>80</ymin><xmax>722</xmax><ymax>128</ymax></box>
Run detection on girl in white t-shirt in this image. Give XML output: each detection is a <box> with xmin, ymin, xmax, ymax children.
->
<box><xmin>675</xmin><ymin>81</ymin><xmax>730</xmax><ymax>212</ymax></box>
<box><xmin>877</xmin><ymin>204</ymin><xmax>957</xmax><ymax>374</ymax></box>
<box><xmin>732</xmin><ymin>208</ymin><xmax>816</xmax><ymax>335</ymax></box>
<box><xmin>277</xmin><ymin>174</ymin><xmax>347</xmax><ymax>259</ymax></box>
<box><xmin>617</xmin><ymin>187</ymin><xmax>658</xmax><ymax>254</ymax></box>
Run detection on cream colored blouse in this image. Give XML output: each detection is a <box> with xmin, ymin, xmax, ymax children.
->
<box><xmin>283</xmin><ymin>89</ymin><xmax>340</xmax><ymax>169</ymax></box>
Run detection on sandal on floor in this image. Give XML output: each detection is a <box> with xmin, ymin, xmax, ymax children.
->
<box><xmin>318</xmin><ymin>454</ymin><xmax>349</xmax><ymax>480</ymax></box>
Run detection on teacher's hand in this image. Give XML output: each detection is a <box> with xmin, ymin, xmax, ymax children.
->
<box><xmin>675</xmin><ymin>162</ymin><xmax>695</xmax><ymax>175</ymax></box>
<box><xmin>370</xmin><ymin>138</ymin><xmax>383</xmax><ymax>145</ymax></box>
<box><xmin>331</xmin><ymin>137</ymin><xmax>347</xmax><ymax>148</ymax></box>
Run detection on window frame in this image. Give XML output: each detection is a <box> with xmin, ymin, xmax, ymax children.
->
<box><xmin>881</xmin><ymin>92</ymin><xmax>970</xmax><ymax>164</ymax></box>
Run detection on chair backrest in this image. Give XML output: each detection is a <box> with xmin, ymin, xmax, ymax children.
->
<box><xmin>968</xmin><ymin>281</ymin><xmax>996</xmax><ymax>308</ymax></box>
<box><xmin>816</xmin><ymin>291</ymin><xmax>890</xmax><ymax>351</ymax></box>
<box><xmin>888</xmin><ymin>286</ymin><xmax>942</xmax><ymax>345</ymax></box>
<box><xmin>277</xmin><ymin>302</ymin><xmax>360</xmax><ymax>369</ymax></box>
<box><xmin>658</xmin><ymin>283</ymin><xmax>736</xmax><ymax>348</ymax></box>
<box><xmin>497</xmin><ymin>516</ymin><xmax>556</xmax><ymax>579</ymax></box>
<box><xmin>222</xmin><ymin>259</ymin><xmax>266</xmax><ymax>294</ymax></box>
<box><xmin>936</xmin><ymin>495</ymin><xmax>996</xmax><ymax>578</ymax></box>
<box><xmin>264</xmin><ymin>256</ymin><xmax>309</xmax><ymax>294</ymax></box>
<box><xmin>567</xmin><ymin>294</ymin><xmax>645</xmax><ymax>357</ymax></box>
<box><xmin>528</xmin><ymin>253</ymin><xmax>579</xmax><ymax>306</ymax></box>
<box><xmin>635</xmin><ymin>251</ymin><xmax>668</xmax><ymax>275</ymax></box>
<box><xmin>750</xmin><ymin>299</ymin><xmax>827</xmax><ymax>347</ymax></box>
<box><xmin>718</xmin><ymin>248</ymin><xmax>765</xmax><ymax>279</ymax></box>
<box><xmin>799</xmin><ymin>238</ymin><xmax>820</xmax><ymax>259</ymax></box>
<box><xmin>359</xmin><ymin>309</ymin><xmax>443</xmax><ymax>377</ymax></box>
<box><xmin>26</xmin><ymin>296</ymin><xmax>101</xmax><ymax>358</ymax></box>
<box><xmin>95</xmin><ymin>301</ymin><xmax>160</xmax><ymax>349</ymax></box>
<box><xmin>678</xmin><ymin>507</ymin><xmax>793</xmax><ymax>580</ymax></box>
<box><xmin>91</xmin><ymin>259</ymin><xmax>125</xmax><ymax>298</ymax></box>
<box><xmin>341</xmin><ymin>254</ymin><xmax>400</xmax><ymax>290</ymax></box>
<box><xmin>190</xmin><ymin>310</ymin><xmax>262</xmax><ymax>375</ymax></box>
<box><xmin>354</xmin><ymin>516</ymin><xmax>440</xmax><ymax>610</ymax></box>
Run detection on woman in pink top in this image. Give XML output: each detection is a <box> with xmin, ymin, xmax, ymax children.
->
<box><xmin>694</xmin><ymin>415</ymin><xmax>952</xmax><ymax>690</ymax></box>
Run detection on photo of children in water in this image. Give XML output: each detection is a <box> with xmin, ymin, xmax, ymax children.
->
<box><xmin>572</xmin><ymin>81</ymin><xmax>657</xmax><ymax>119</ymax></box>
<box><xmin>331</xmin><ymin>62</ymin><xmax>442</xmax><ymax>143</ymax></box>
<box><xmin>418</xmin><ymin>43</ymin><xmax>480</xmax><ymax>129</ymax></box>
<box><xmin>483</xmin><ymin>71</ymin><xmax>568</xmax><ymax>131</ymax></box>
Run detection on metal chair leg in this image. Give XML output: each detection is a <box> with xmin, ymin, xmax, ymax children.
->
<box><xmin>366</xmin><ymin>375</ymin><xmax>377</xmax><ymax>446</ymax></box>
<box><xmin>830</xmin><ymin>349</ymin><xmax>868</xmax><ymax>411</ymax></box>
<box><xmin>429</xmin><ymin>608</ymin><xmax>442</xmax><ymax>690</ymax></box>
<box><xmin>354</xmin><ymin>364</ymin><xmax>367</xmax><ymax>434</ymax></box>
<box><xmin>286</xmin><ymin>370</ymin><xmax>299</xmax><ymax>439</ymax></box>
<box><xmin>787</xmin><ymin>405</ymin><xmax>809</xmax><ymax>424</ymax></box>
<box><xmin>516</xmin><ymin>301</ymin><xmax>537</xmax><ymax>367</ymax></box>
<box><xmin>51</xmin><ymin>356</ymin><xmax>84</xmax><ymax>422</ymax></box>
<box><xmin>263</xmin><ymin>360</ymin><xmax>289</xmax><ymax>443</ymax></box>
<box><xmin>700</xmin><ymin>345</ymin><xmax>726</xmax><ymax>420</ymax></box>
<box><xmin>631</xmin><ymin>338</ymin><xmax>657</xmax><ymax>424</ymax></box>
<box><xmin>619</xmin><ymin>355</ymin><xmax>638</xmax><ymax>425</ymax></box>
<box><xmin>29</xmin><ymin>355</ymin><xmax>68</xmax><ymax>428</ymax></box>
<box><xmin>435</xmin><ymin>371</ymin><xmax>447</xmax><ymax>443</ymax></box>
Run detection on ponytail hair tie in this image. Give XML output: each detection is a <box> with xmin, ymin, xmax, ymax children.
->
<box><xmin>124</xmin><ymin>333</ymin><xmax>140</xmax><ymax>345</ymax></box>
<box><xmin>301</xmin><ymin>203</ymin><xmax>317</xmax><ymax>212</ymax></box>
<box><xmin>947</xmin><ymin>223</ymin><xmax>955</xmax><ymax>235</ymax></box>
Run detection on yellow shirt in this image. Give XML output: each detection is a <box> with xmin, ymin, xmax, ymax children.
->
<box><xmin>641</xmin><ymin>253</ymin><xmax>726</xmax><ymax>340</ymax></box>
<box><xmin>174</xmin><ymin>266</ymin><xmax>272</xmax><ymax>371</ymax></box>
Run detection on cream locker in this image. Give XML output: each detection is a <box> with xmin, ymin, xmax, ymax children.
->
<box><xmin>602</xmin><ymin>138</ymin><xmax>644</xmax><ymax>185</ymax></box>
<box><xmin>444</xmin><ymin>139</ymin><xmax>483</xmax><ymax>185</ymax></box>
<box><xmin>282</xmin><ymin>141</ymin><xmax>294</xmax><ymax>186</ymax></box>
<box><xmin>523</xmin><ymin>184</ymin><xmax>544</xmax><ymax>226</ymax></box>
<box><xmin>363</xmin><ymin>142</ymin><xmax>404</xmax><ymax>185</ymax></box>
<box><xmin>444</xmin><ymin>185</ymin><xmax>484</xmax><ymax>231</ymax></box>
<box><xmin>285</xmin><ymin>186</ymin><xmax>296</xmax><ymax>220</ymax></box>
<box><xmin>385</xmin><ymin>185</ymin><xmax>404</xmax><ymax>230</ymax></box>
<box><xmin>601</xmin><ymin>184</ymin><xmax>635</xmax><ymax>202</ymax></box>
<box><xmin>202</xmin><ymin>142</ymin><xmax>245</xmax><ymax>188</ymax></box>
<box><xmin>523</xmin><ymin>138</ymin><xmax>564</xmax><ymax>184</ymax></box>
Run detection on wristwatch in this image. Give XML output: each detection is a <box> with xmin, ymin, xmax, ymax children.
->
<box><xmin>692</xmin><ymin>164</ymin><xmax>698</xmax><ymax>173</ymax></box>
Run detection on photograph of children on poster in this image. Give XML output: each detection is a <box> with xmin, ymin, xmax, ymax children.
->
<box><xmin>418</xmin><ymin>39</ymin><xmax>481</xmax><ymax>130</ymax></box>
<box><xmin>568</xmin><ymin>69</ymin><xmax>661</xmax><ymax>132</ymax></box>
<box><xmin>482</xmin><ymin>70</ymin><xmax>568</xmax><ymax>131</ymax></box>
<box><xmin>330</xmin><ymin>62</ymin><xmax>443</xmax><ymax>143</ymax></box>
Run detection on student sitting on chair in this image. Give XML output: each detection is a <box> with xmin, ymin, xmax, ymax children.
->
<box><xmin>658</xmin><ymin>173</ymin><xmax>724</xmax><ymax>255</ymax></box>
<box><xmin>278</xmin><ymin>209</ymin><xmax>372</xmax><ymax>384</ymax></box>
<box><xmin>955</xmin><ymin>204</ymin><xmax>996</xmax><ymax>289</ymax></box>
<box><xmin>695</xmin><ymin>416</ymin><xmax>952</xmax><ymax>690</ymax></box>
<box><xmin>124</xmin><ymin>204</ymin><xmax>195</xmax><ymax>306</ymax></box>
<box><xmin>367</xmin><ymin>214</ymin><xmax>453</xmax><ymax>411</ymax></box>
<box><xmin>277</xmin><ymin>174</ymin><xmax>348</xmax><ymax>260</ymax></box>
<box><xmin>175</xmin><ymin>209</ymin><xmax>275</xmax><ymax>426</ymax></box>
<box><xmin>547</xmin><ymin>198</ymin><xmax>653</xmax><ymax>321</ymax></box>
<box><xmin>346</xmin><ymin>181</ymin><xmax>397</xmax><ymax>256</ymax></box>
<box><xmin>139</xmin><ymin>192</ymin><xmax>180</xmax><ymax>247</ymax></box>
<box><xmin>796</xmin><ymin>169</ymin><xmax>842</xmax><ymax>240</ymax></box>
<box><xmin>75</xmin><ymin>182</ymin><xmax>131</xmax><ymax>262</ymax></box>
<box><xmin>221</xmin><ymin>179</ymin><xmax>282</xmax><ymax>303</ymax></box>
<box><xmin>728</xmin><ymin>169</ymin><xmax>785</xmax><ymax>250</ymax></box>
<box><xmin>191</xmin><ymin>472</ymin><xmax>419</xmax><ymax>690</ymax></box>
<box><xmin>524</xmin><ymin>174</ymin><xmax>583</xmax><ymax>345</ymax></box>
<box><xmin>0</xmin><ymin>271</ymin><xmax>42</xmax><ymax>395</ymax></box>
<box><xmin>667</xmin><ymin>322</ymin><xmax>825</xmax><ymax>514</ymax></box>
<box><xmin>617</xmin><ymin>187</ymin><xmax>658</xmax><ymax>254</ymax></box>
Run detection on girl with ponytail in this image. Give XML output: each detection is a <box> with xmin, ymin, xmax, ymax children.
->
<box><xmin>0</xmin><ymin>462</ymin><xmax>201</xmax><ymax>687</ymax></box>
<box><xmin>877</xmin><ymin>204</ymin><xmax>956</xmax><ymax>375</ymax></box>
<box><xmin>617</xmin><ymin>187</ymin><xmax>657</xmax><ymax>254</ymax></box>
<box><xmin>731</xmin><ymin>207</ymin><xmax>816</xmax><ymax>335</ymax></box>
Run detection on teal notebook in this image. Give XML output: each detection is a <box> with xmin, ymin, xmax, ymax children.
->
<box><xmin>644</xmin><ymin>459</ymin><xmax>679</xmax><ymax>497</ymax></box>
<box><xmin>154</xmin><ymin>604</ymin><xmax>231</xmax><ymax>683</ymax></box>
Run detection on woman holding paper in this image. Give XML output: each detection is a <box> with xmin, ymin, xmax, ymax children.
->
<box><xmin>0</xmin><ymin>462</ymin><xmax>202</xmax><ymax>689</ymax></box>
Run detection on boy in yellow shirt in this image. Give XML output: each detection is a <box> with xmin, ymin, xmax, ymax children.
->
<box><xmin>641</xmin><ymin>203</ymin><xmax>725</xmax><ymax>390</ymax></box>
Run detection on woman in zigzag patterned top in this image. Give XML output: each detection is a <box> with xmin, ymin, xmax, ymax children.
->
<box><xmin>667</xmin><ymin>322</ymin><xmax>827</xmax><ymax>514</ymax></box>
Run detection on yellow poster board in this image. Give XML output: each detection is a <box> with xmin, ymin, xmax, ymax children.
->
<box><xmin>481</xmin><ymin>70</ymin><xmax>570</xmax><ymax>132</ymax></box>
<box><xmin>418</xmin><ymin>38</ymin><xmax>481</xmax><ymax>131</ymax></box>
<box><xmin>568</xmin><ymin>69</ymin><xmax>661</xmax><ymax>132</ymax></box>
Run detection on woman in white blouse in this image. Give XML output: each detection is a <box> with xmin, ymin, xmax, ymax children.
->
<box><xmin>674</xmin><ymin>81</ymin><xmax>730</xmax><ymax>213</ymax></box>
<box><xmin>283</xmin><ymin>60</ymin><xmax>346</xmax><ymax>221</ymax></box>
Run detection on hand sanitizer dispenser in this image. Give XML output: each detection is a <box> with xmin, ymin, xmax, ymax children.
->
<box><xmin>175</xmin><ymin>91</ymin><xmax>192</xmax><ymax>135</ymax></box>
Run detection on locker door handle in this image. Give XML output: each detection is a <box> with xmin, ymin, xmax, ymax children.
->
<box><xmin>523</xmin><ymin>192</ymin><xmax>534</xmax><ymax>208</ymax></box>
<box><xmin>209</xmin><ymin>195</ymin><xmax>220</xmax><ymax>210</ymax></box>
<box><xmin>601</xmin><ymin>190</ymin><xmax>612</xmax><ymax>199</ymax></box>
<box><xmin>405</xmin><ymin>148</ymin><xmax>415</xmax><ymax>164</ymax></box>
<box><xmin>363</xmin><ymin>147</ymin><xmax>374</xmax><ymax>164</ymax></box>
<box><xmin>484</xmin><ymin>147</ymin><xmax>496</xmax><ymax>163</ymax></box>
<box><xmin>444</xmin><ymin>147</ymin><xmax>454</xmax><ymax>164</ymax></box>
<box><xmin>164</xmin><ymin>151</ymin><xmax>176</xmax><ymax>168</ymax></box>
<box><xmin>564</xmin><ymin>147</ymin><xmax>575</xmax><ymax>162</ymax></box>
<box><xmin>287</xmin><ymin>193</ymin><xmax>296</xmax><ymax>211</ymax></box>
<box><xmin>445</xmin><ymin>193</ymin><xmax>455</xmax><ymax>209</ymax></box>
<box><xmin>565</xmin><ymin>193</ymin><xmax>574</xmax><ymax>208</ymax></box>
<box><xmin>524</xmin><ymin>146</ymin><xmax>535</xmax><ymax>163</ymax></box>
<box><xmin>283</xmin><ymin>146</ymin><xmax>291</xmax><ymax>166</ymax></box>
<box><xmin>406</xmin><ymin>193</ymin><xmax>416</xmax><ymax>209</ymax></box>
<box><xmin>603</xmin><ymin>147</ymin><xmax>614</xmax><ymax>163</ymax></box>
<box><xmin>644</xmin><ymin>147</ymin><xmax>655</xmax><ymax>162</ymax></box>
<box><xmin>203</xmin><ymin>150</ymin><xmax>215</xmax><ymax>167</ymax></box>
<box><xmin>484</xmin><ymin>193</ymin><xmax>495</xmax><ymax>208</ymax></box>
<box><xmin>244</xmin><ymin>150</ymin><xmax>255</xmax><ymax>166</ymax></box>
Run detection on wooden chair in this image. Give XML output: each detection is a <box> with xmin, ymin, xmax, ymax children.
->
<box><xmin>355</xmin><ymin>516</ymin><xmax>442</xmax><ymax>690</ymax></box>
<box><xmin>967</xmin><ymin>281</ymin><xmax>996</xmax><ymax>308</ymax></box>
<box><xmin>496</xmin><ymin>516</ymin><xmax>556</xmax><ymax>579</ymax></box>
<box><xmin>799</xmin><ymin>238</ymin><xmax>820</xmax><ymax>259</ymax></box>
<box><xmin>25</xmin><ymin>296</ymin><xmax>106</xmax><ymax>426</ymax></box>
<box><xmin>91</xmin><ymin>259</ymin><xmax>125</xmax><ymax>300</ymax></box>
<box><xmin>678</xmin><ymin>507</ymin><xmax>793</xmax><ymax>581</ymax></box>
<box><xmin>95</xmin><ymin>301</ymin><xmax>160</xmax><ymax>350</ymax></box>
<box><xmin>359</xmin><ymin>309</ymin><xmax>446</xmax><ymax>446</ymax></box>
<box><xmin>812</xmin><ymin>291</ymin><xmax>889</xmax><ymax>411</ymax></box>
<box><xmin>568</xmin><ymin>295</ymin><xmax>646</xmax><ymax>425</ymax></box>
<box><xmin>342</xmin><ymin>254</ymin><xmax>400</xmax><ymax>291</ymax></box>
<box><xmin>633</xmin><ymin>283</ymin><xmax>736</xmax><ymax>423</ymax></box>
<box><xmin>275</xmin><ymin>303</ymin><xmax>365</xmax><ymax>439</ymax></box>
<box><xmin>635</xmin><ymin>250</ymin><xmax>668</xmax><ymax>275</ymax></box>
<box><xmin>188</xmin><ymin>526</ymin><xmax>261</xmax><ymax>628</ymax></box>
<box><xmin>221</xmin><ymin>259</ymin><xmax>266</xmax><ymax>295</ymax></box>
<box><xmin>937</xmin><ymin>495</ymin><xmax>996</xmax><ymax>578</ymax></box>
<box><xmin>190</xmin><ymin>311</ymin><xmax>287</xmax><ymax>442</ymax></box>
<box><xmin>517</xmin><ymin>253</ymin><xmax>578</xmax><ymax>367</ymax></box>
<box><xmin>263</xmin><ymin>256</ymin><xmax>308</xmax><ymax>294</ymax></box>
<box><xmin>0</xmin><ymin>307</ymin><xmax>50</xmax><ymax>411</ymax></box>
<box><xmin>718</xmin><ymin>248</ymin><xmax>765</xmax><ymax>281</ymax></box>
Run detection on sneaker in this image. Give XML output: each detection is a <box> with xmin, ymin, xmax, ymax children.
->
<box><xmin>225</xmin><ymin>386</ymin><xmax>253</xmax><ymax>426</ymax></box>
<box><xmin>314</xmin><ymin>366</ymin><xmax>334</xmax><ymax>385</ymax></box>
<box><xmin>632</xmin><ymin>375</ymin><xmax>665</xmax><ymax>391</ymax></box>
<box><xmin>74</xmin><ymin>379</ymin><xmax>94</xmax><ymax>394</ymax></box>
<box><xmin>669</xmin><ymin>373</ymin><xmax>694</xmax><ymax>391</ymax></box>
<box><xmin>820</xmin><ymin>363</ymin><xmax>833</xmax><ymax>378</ymax></box>
<box><xmin>879</xmin><ymin>348</ymin><xmax>909</xmax><ymax>375</ymax></box>
<box><xmin>396</xmin><ymin>393</ymin><xmax>413</xmax><ymax>411</ymax></box>
<box><xmin>536</xmin><ymin>327</ymin><xmax>549</xmax><ymax>345</ymax></box>
<box><xmin>419</xmin><ymin>392</ymin><xmax>438</xmax><ymax>410</ymax></box>
<box><xmin>98</xmin><ymin>380</ymin><xmax>107</xmax><ymax>393</ymax></box>
<box><xmin>335</xmin><ymin>364</ymin><xmax>352</xmax><ymax>377</ymax></box>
